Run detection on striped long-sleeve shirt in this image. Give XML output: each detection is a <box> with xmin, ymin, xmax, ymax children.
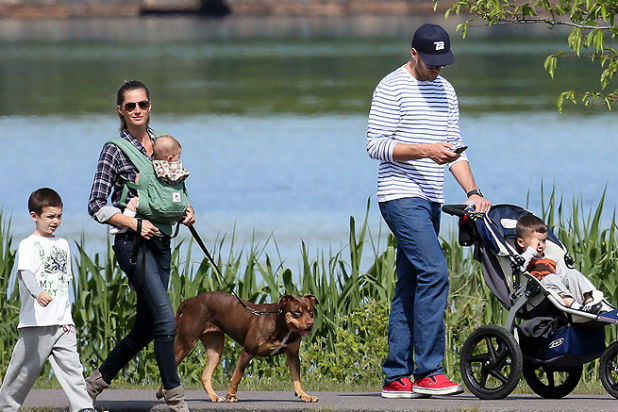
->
<box><xmin>366</xmin><ymin>65</ymin><xmax>467</xmax><ymax>203</ymax></box>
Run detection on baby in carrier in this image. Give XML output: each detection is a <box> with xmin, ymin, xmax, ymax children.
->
<box><xmin>110</xmin><ymin>135</ymin><xmax>189</xmax><ymax>235</ymax></box>
<box><xmin>515</xmin><ymin>214</ymin><xmax>609</xmax><ymax>314</ymax></box>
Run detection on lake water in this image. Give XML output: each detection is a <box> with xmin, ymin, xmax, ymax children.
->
<box><xmin>0</xmin><ymin>16</ymin><xmax>616</xmax><ymax>270</ymax></box>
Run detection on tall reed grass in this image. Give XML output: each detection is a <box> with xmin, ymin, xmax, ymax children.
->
<box><xmin>0</xmin><ymin>191</ymin><xmax>615</xmax><ymax>388</ymax></box>
<box><xmin>0</xmin><ymin>213</ymin><xmax>18</xmax><ymax>375</ymax></box>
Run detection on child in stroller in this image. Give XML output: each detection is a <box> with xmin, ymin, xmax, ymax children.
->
<box><xmin>443</xmin><ymin>203</ymin><xmax>618</xmax><ymax>400</ymax></box>
<box><xmin>515</xmin><ymin>214</ymin><xmax>610</xmax><ymax>314</ymax></box>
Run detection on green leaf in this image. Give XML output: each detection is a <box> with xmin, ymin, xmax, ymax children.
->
<box><xmin>568</xmin><ymin>28</ymin><xmax>583</xmax><ymax>56</ymax></box>
<box><xmin>543</xmin><ymin>54</ymin><xmax>558</xmax><ymax>79</ymax></box>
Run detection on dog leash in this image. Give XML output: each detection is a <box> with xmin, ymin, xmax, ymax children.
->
<box><xmin>188</xmin><ymin>225</ymin><xmax>281</xmax><ymax>316</ymax></box>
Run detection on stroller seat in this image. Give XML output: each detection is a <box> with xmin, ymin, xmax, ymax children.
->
<box><xmin>467</xmin><ymin>204</ymin><xmax>613</xmax><ymax>325</ymax></box>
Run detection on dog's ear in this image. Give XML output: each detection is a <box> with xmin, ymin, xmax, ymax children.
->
<box><xmin>279</xmin><ymin>294</ymin><xmax>295</xmax><ymax>310</ymax></box>
<box><xmin>303</xmin><ymin>294</ymin><xmax>318</xmax><ymax>306</ymax></box>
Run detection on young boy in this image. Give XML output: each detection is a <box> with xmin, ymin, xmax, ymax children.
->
<box><xmin>0</xmin><ymin>188</ymin><xmax>95</xmax><ymax>412</ymax></box>
<box><xmin>110</xmin><ymin>134</ymin><xmax>189</xmax><ymax>234</ymax></box>
<box><xmin>516</xmin><ymin>214</ymin><xmax>606</xmax><ymax>314</ymax></box>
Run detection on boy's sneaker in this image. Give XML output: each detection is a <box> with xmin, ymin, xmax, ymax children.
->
<box><xmin>382</xmin><ymin>377</ymin><xmax>429</xmax><ymax>398</ymax></box>
<box><xmin>413</xmin><ymin>374</ymin><xmax>464</xmax><ymax>396</ymax></box>
<box><xmin>583</xmin><ymin>300</ymin><xmax>604</xmax><ymax>314</ymax></box>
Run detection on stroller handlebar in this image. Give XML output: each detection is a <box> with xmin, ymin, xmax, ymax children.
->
<box><xmin>442</xmin><ymin>203</ymin><xmax>475</xmax><ymax>217</ymax></box>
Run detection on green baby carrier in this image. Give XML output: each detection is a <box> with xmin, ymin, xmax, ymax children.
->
<box><xmin>108</xmin><ymin>137</ymin><xmax>189</xmax><ymax>236</ymax></box>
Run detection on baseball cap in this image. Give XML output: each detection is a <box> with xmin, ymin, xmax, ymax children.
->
<box><xmin>411</xmin><ymin>23</ymin><xmax>455</xmax><ymax>67</ymax></box>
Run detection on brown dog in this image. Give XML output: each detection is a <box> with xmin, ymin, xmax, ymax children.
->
<box><xmin>156</xmin><ymin>291</ymin><xmax>318</xmax><ymax>403</ymax></box>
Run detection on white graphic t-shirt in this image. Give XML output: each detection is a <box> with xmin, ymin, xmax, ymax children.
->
<box><xmin>16</xmin><ymin>234</ymin><xmax>74</xmax><ymax>328</ymax></box>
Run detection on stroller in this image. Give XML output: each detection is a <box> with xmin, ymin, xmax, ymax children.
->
<box><xmin>442</xmin><ymin>203</ymin><xmax>618</xmax><ymax>399</ymax></box>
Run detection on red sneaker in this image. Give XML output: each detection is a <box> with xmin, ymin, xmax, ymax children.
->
<box><xmin>382</xmin><ymin>377</ymin><xmax>429</xmax><ymax>398</ymax></box>
<box><xmin>413</xmin><ymin>374</ymin><xmax>464</xmax><ymax>395</ymax></box>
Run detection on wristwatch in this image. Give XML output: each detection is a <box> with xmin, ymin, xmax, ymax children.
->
<box><xmin>466</xmin><ymin>189</ymin><xmax>484</xmax><ymax>198</ymax></box>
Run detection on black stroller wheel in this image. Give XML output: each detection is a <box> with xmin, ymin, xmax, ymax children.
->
<box><xmin>460</xmin><ymin>324</ymin><xmax>523</xmax><ymax>399</ymax></box>
<box><xmin>522</xmin><ymin>361</ymin><xmax>581</xmax><ymax>399</ymax></box>
<box><xmin>600</xmin><ymin>341</ymin><xmax>618</xmax><ymax>399</ymax></box>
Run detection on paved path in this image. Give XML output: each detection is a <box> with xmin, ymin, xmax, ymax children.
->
<box><xmin>21</xmin><ymin>389</ymin><xmax>618</xmax><ymax>411</ymax></box>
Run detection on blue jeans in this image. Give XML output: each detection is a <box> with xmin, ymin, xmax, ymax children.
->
<box><xmin>99</xmin><ymin>231</ymin><xmax>180</xmax><ymax>390</ymax></box>
<box><xmin>379</xmin><ymin>197</ymin><xmax>449</xmax><ymax>384</ymax></box>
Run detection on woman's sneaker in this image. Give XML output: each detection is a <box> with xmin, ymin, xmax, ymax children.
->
<box><xmin>412</xmin><ymin>374</ymin><xmax>464</xmax><ymax>395</ymax></box>
<box><xmin>382</xmin><ymin>377</ymin><xmax>430</xmax><ymax>398</ymax></box>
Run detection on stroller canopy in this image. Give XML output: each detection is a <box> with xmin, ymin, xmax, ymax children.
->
<box><xmin>477</xmin><ymin>205</ymin><xmax>563</xmax><ymax>256</ymax></box>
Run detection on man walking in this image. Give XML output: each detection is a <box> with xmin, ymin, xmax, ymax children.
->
<box><xmin>366</xmin><ymin>23</ymin><xmax>491</xmax><ymax>398</ymax></box>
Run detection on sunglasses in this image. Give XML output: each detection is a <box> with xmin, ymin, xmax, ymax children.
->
<box><xmin>123</xmin><ymin>100</ymin><xmax>150</xmax><ymax>112</ymax></box>
<box><xmin>426</xmin><ymin>64</ymin><xmax>444</xmax><ymax>70</ymax></box>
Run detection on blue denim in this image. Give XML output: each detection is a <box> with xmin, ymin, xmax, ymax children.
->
<box><xmin>379</xmin><ymin>197</ymin><xmax>449</xmax><ymax>384</ymax></box>
<box><xmin>99</xmin><ymin>231</ymin><xmax>180</xmax><ymax>390</ymax></box>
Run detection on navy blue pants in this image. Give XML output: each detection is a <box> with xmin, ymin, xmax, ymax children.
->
<box><xmin>99</xmin><ymin>231</ymin><xmax>180</xmax><ymax>390</ymax></box>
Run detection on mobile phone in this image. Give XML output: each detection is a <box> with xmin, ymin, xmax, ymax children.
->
<box><xmin>454</xmin><ymin>145</ymin><xmax>468</xmax><ymax>154</ymax></box>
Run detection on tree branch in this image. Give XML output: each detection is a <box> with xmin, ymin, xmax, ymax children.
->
<box><xmin>467</xmin><ymin>18</ymin><xmax>612</xmax><ymax>31</ymax></box>
<box><xmin>514</xmin><ymin>18</ymin><xmax>613</xmax><ymax>30</ymax></box>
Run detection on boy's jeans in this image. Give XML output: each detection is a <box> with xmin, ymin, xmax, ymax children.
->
<box><xmin>379</xmin><ymin>197</ymin><xmax>449</xmax><ymax>384</ymax></box>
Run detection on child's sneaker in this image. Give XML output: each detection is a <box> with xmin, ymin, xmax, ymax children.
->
<box><xmin>382</xmin><ymin>377</ymin><xmax>429</xmax><ymax>398</ymax></box>
<box><xmin>413</xmin><ymin>374</ymin><xmax>464</xmax><ymax>395</ymax></box>
<box><xmin>109</xmin><ymin>226</ymin><xmax>128</xmax><ymax>235</ymax></box>
<box><xmin>582</xmin><ymin>300</ymin><xmax>604</xmax><ymax>314</ymax></box>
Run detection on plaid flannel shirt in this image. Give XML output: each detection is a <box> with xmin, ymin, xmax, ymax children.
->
<box><xmin>88</xmin><ymin>129</ymin><xmax>155</xmax><ymax>223</ymax></box>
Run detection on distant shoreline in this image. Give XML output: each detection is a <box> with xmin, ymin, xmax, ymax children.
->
<box><xmin>0</xmin><ymin>0</ymin><xmax>452</xmax><ymax>19</ymax></box>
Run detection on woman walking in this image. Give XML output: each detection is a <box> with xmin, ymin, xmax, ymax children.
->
<box><xmin>86</xmin><ymin>80</ymin><xmax>195</xmax><ymax>411</ymax></box>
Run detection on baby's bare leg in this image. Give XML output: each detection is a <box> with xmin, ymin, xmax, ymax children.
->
<box><xmin>562</xmin><ymin>296</ymin><xmax>575</xmax><ymax>307</ymax></box>
<box><xmin>126</xmin><ymin>196</ymin><xmax>139</xmax><ymax>213</ymax></box>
